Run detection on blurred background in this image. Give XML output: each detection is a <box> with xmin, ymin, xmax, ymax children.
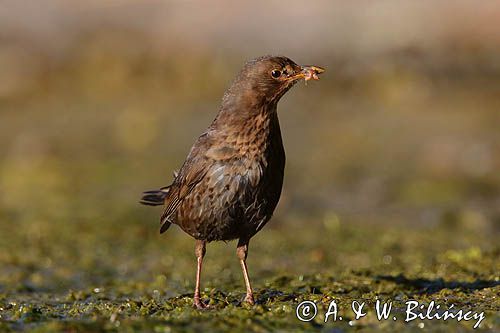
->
<box><xmin>0</xmin><ymin>1</ymin><xmax>499</xmax><ymax>329</ymax></box>
<box><xmin>2</xmin><ymin>0</ymin><xmax>499</xmax><ymax>231</ymax></box>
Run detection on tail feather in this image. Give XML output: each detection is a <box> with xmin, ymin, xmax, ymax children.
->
<box><xmin>140</xmin><ymin>185</ymin><xmax>173</xmax><ymax>233</ymax></box>
<box><xmin>139</xmin><ymin>186</ymin><xmax>170</xmax><ymax>206</ymax></box>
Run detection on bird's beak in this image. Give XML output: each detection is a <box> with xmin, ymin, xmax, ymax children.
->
<box><xmin>286</xmin><ymin>65</ymin><xmax>325</xmax><ymax>82</ymax></box>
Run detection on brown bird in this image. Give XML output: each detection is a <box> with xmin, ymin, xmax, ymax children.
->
<box><xmin>140</xmin><ymin>55</ymin><xmax>324</xmax><ymax>309</ymax></box>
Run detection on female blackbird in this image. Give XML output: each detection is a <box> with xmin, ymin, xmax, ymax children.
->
<box><xmin>141</xmin><ymin>55</ymin><xmax>324</xmax><ymax>308</ymax></box>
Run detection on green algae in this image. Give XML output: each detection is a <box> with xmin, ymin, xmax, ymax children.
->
<box><xmin>0</xmin><ymin>219</ymin><xmax>498</xmax><ymax>332</ymax></box>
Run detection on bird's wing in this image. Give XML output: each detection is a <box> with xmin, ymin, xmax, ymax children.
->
<box><xmin>160</xmin><ymin>133</ymin><xmax>212</xmax><ymax>230</ymax></box>
<box><xmin>161</xmin><ymin>163</ymin><xmax>208</xmax><ymax>220</ymax></box>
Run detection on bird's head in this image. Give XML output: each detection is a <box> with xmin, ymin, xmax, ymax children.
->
<box><xmin>222</xmin><ymin>56</ymin><xmax>324</xmax><ymax>109</ymax></box>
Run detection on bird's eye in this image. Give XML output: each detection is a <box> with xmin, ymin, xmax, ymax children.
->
<box><xmin>271</xmin><ymin>70</ymin><xmax>281</xmax><ymax>78</ymax></box>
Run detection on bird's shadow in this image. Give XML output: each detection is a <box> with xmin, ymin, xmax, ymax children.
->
<box><xmin>376</xmin><ymin>273</ymin><xmax>499</xmax><ymax>295</ymax></box>
<box><xmin>256</xmin><ymin>288</ymin><xmax>297</xmax><ymax>304</ymax></box>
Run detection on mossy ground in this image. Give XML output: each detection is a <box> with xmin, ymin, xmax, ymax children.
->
<box><xmin>0</xmin><ymin>212</ymin><xmax>498</xmax><ymax>332</ymax></box>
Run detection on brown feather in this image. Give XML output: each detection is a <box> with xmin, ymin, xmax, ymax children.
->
<box><xmin>142</xmin><ymin>56</ymin><xmax>321</xmax><ymax>241</ymax></box>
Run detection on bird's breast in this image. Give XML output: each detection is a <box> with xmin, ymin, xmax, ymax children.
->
<box><xmin>203</xmin><ymin>111</ymin><xmax>283</xmax><ymax>197</ymax></box>
<box><xmin>176</xmin><ymin>109</ymin><xmax>285</xmax><ymax>241</ymax></box>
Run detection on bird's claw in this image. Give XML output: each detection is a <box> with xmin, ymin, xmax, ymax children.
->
<box><xmin>244</xmin><ymin>294</ymin><xmax>255</xmax><ymax>305</ymax></box>
<box><xmin>194</xmin><ymin>297</ymin><xmax>210</xmax><ymax>309</ymax></box>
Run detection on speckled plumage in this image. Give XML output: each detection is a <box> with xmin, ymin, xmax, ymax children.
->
<box><xmin>140</xmin><ymin>55</ymin><xmax>324</xmax><ymax>308</ymax></box>
<box><xmin>163</xmin><ymin>103</ymin><xmax>285</xmax><ymax>242</ymax></box>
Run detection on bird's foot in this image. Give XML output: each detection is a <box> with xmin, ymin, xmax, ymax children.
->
<box><xmin>193</xmin><ymin>297</ymin><xmax>210</xmax><ymax>309</ymax></box>
<box><xmin>244</xmin><ymin>293</ymin><xmax>255</xmax><ymax>305</ymax></box>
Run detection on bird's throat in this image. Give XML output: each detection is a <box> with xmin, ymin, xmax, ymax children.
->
<box><xmin>212</xmin><ymin>103</ymin><xmax>281</xmax><ymax>156</ymax></box>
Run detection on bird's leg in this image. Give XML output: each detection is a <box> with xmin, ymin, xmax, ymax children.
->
<box><xmin>194</xmin><ymin>239</ymin><xmax>207</xmax><ymax>309</ymax></box>
<box><xmin>236</xmin><ymin>238</ymin><xmax>255</xmax><ymax>305</ymax></box>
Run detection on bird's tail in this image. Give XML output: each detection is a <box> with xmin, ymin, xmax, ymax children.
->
<box><xmin>140</xmin><ymin>186</ymin><xmax>171</xmax><ymax>206</ymax></box>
